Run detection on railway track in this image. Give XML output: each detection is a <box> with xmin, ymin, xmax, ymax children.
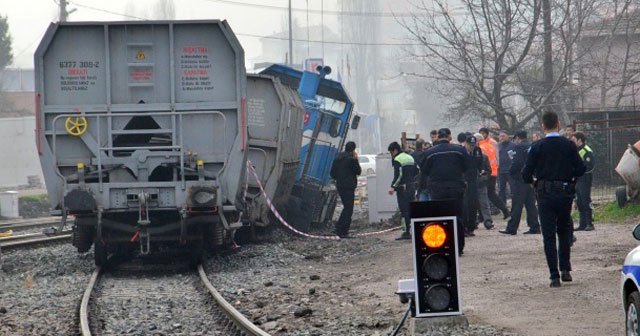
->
<box><xmin>0</xmin><ymin>216</ymin><xmax>62</xmax><ymax>232</ymax></box>
<box><xmin>0</xmin><ymin>229</ymin><xmax>72</xmax><ymax>249</ymax></box>
<box><xmin>79</xmin><ymin>261</ymin><xmax>270</xmax><ymax>336</ymax></box>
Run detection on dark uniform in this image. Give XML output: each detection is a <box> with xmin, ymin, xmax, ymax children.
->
<box><xmin>463</xmin><ymin>138</ymin><xmax>482</xmax><ymax>236</ymax></box>
<box><xmin>498</xmin><ymin>139</ymin><xmax>516</xmax><ymax>203</ymax></box>
<box><xmin>391</xmin><ymin>152</ymin><xmax>418</xmax><ymax>234</ymax></box>
<box><xmin>575</xmin><ymin>144</ymin><xmax>594</xmax><ymax>230</ymax></box>
<box><xmin>503</xmin><ymin>137</ymin><xmax>539</xmax><ymax>234</ymax></box>
<box><xmin>330</xmin><ymin>151</ymin><xmax>362</xmax><ymax>237</ymax></box>
<box><xmin>420</xmin><ymin>138</ymin><xmax>469</xmax><ymax>254</ymax></box>
<box><xmin>522</xmin><ymin>133</ymin><xmax>586</xmax><ymax>282</ymax></box>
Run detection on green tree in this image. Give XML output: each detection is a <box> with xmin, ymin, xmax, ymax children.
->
<box><xmin>0</xmin><ymin>14</ymin><xmax>13</xmax><ymax>70</ymax></box>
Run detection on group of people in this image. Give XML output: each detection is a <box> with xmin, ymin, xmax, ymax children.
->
<box><xmin>331</xmin><ymin>111</ymin><xmax>594</xmax><ymax>287</ymax></box>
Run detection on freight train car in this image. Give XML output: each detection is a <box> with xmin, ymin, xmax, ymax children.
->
<box><xmin>244</xmin><ymin>74</ymin><xmax>304</xmax><ymax>227</ymax></box>
<box><xmin>35</xmin><ymin>20</ymin><xmax>247</xmax><ymax>265</ymax></box>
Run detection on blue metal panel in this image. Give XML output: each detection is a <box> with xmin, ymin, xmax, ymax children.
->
<box><xmin>260</xmin><ymin>64</ymin><xmax>353</xmax><ymax>187</ymax></box>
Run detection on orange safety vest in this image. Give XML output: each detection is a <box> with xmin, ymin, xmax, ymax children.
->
<box><xmin>479</xmin><ymin>137</ymin><xmax>498</xmax><ymax>176</ymax></box>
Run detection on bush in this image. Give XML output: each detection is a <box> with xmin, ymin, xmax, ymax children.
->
<box><xmin>19</xmin><ymin>194</ymin><xmax>50</xmax><ymax>218</ymax></box>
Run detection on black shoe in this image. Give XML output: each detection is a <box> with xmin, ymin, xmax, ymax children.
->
<box><xmin>499</xmin><ymin>230</ymin><xmax>516</xmax><ymax>235</ymax></box>
<box><xmin>523</xmin><ymin>230</ymin><xmax>541</xmax><ymax>234</ymax></box>
<box><xmin>465</xmin><ymin>231</ymin><xmax>475</xmax><ymax>237</ymax></box>
<box><xmin>484</xmin><ymin>221</ymin><xmax>495</xmax><ymax>230</ymax></box>
<box><xmin>584</xmin><ymin>226</ymin><xmax>594</xmax><ymax>231</ymax></box>
<box><xmin>550</xmin><ymin>278</ymin><xmax>561</xmax><ymax>287</ymax></box>
<box><xmin>395</xmin><ymin>232</ymin><xmax>411</xmax><ymax>240</ymax></box>
<box><xmin>503</xmin><ymin>212</ymin><xmax>511</xmax><ymax>220</ymax></box>
<box><xmin>561</xmin><ymin>271</ymin><xmax>572</xmax><ymax>282</ymax></box>
<box><xmin>575</xmin><ymin>227</ymin><xmax>586</xmax><ymax>231</ymax></box>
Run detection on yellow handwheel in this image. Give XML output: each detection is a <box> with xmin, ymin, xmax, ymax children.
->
<box><xmin>65</xmin><ymin>116</ymin><xmax>88</xmax><ymax>136</ymax></box>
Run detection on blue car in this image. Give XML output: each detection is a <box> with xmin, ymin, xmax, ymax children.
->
<box><xmin>622</xmin><ymin>225</ymin><xmax>640</xmax><ymax>335</ymax></box>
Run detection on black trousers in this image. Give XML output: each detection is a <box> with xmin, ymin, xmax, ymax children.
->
<box><xmin>463</xmin><ymin>181</ymin><xmax>479</xmax><ymax>233</ymax></box>
<box><xmin>576</xmin><ymin>174</ymin><xmax>593</xmax><ymax>229</ymax></box>
<box><xmin>335</xmin><ymin>187</ymin><xmax>356</xmax><ymax>235</ymax></box>
<box><xmin>537</xmin><ymin>193</ymin><xmax>573</xmax><ymax>279</ymax></box>
<box><xmin>430</xmin><ymin>187</ymin><xmax>465</xmax><ymax>253</ymax></box>
<box><xmin>505</xmin><ymin>180</ymin><xmax>539</xmax><ymax>233</ymax></box>
<box><xmin>396</xmin><ymin>184</ymin><xmax>415</xmax><ymax>232</ymax></box>
<box><xmin>498</xmin><ymin>173</ymin><xmax>514</xmax><ymax>203</ymax></box>
<box><xmin>488</xmin><ymin>176</ymin><xmax>510</xmax><ymax>216</ymax></box>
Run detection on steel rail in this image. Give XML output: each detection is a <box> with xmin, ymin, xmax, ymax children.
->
<box><xmin>0</xmin><ymin>217</ymin><xmax>61</xmax><ymax>231</ymax></box>
<box><xmin>197</xmin><ymin>264</ymin><xmax>271</xmax><ymax>336</ymax></box>
<box><xmin>0</xmin><ymin>231</ymin><xmax>72</xmax><ymax>248</ymax></box>
<box><xmin>79</xmin><ymin>267</ymin><xmax>101</xmax><ymax>336</ymax></box>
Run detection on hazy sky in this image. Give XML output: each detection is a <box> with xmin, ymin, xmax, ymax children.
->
<box><xmin>3</xmin><ymin>0</ymin><xmax>347</xmax><ymax>68</ymax></box>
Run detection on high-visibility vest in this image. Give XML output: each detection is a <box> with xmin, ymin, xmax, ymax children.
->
<box><xmin>579</xmin><ymin>145</ymin><xmax>594</xmax><ymax>173</ymax></box>
<box><xmin>479</xmin><ymin>138</ymin><xmax>498</xmax><ymax>176</ymax></box>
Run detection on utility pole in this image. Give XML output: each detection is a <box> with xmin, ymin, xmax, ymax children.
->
<box><xmin>288</xmin><ymin>0</ymin><xmax>293</xmax><ymax>66</ymax></box>
<box><xmin>59</xmin><ymin>0</ymin><xmax>68</xmax><ymax>22</ymax></box>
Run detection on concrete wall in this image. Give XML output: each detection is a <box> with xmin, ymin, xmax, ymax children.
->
<box><xmin>0</xmin><ymin>117</ymin><xmax>43</xmax><ymax>188</ymax></box>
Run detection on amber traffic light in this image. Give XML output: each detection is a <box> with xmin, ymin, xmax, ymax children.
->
<box><xmin>412</xmin><ymin>216</ymin><xmax>461</xmax><ymax>317</ymax></box>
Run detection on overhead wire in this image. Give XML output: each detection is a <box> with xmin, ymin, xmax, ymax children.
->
<box><xmin>67</xmin><ymin>1</ymin><xmax>424</xmax><ymax>46</ymax></box>
<box><xmin>200</xmin><ymin>0</ymin><xmax>465</xmax><ymax>17</ymax></box>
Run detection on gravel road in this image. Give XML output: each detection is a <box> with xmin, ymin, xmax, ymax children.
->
<box><xmin>0</xmin><ymin>214</ymin><xmax>636</xmax><ymax>335</ymax></box>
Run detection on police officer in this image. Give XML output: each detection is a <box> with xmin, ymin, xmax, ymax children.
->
<box><xmin>522</xmin><ymin>112</ymin><xmax>586</xmax><ymax>287</ymax></box>
<box><xmin>500</xmin><ymin>130</ymin><xmax>540</xmax><ymax>235</ymax></box>
<box><xmin>572</xmin><ymin>132</ymin><xmax>595</xmax><ymax>231</ymax></box>
<box><xmin>463</xmin><ymin>133</ymin><xmax>482</xmax><ymax>237</ymax></box>
<box><xmin>388</xmin><ymin>142</ymin><xmax>418</xmax><ymax>240</ymax></box>
<box><xmin>420</xmin><ymin>128</ymin><xmax>469</xmax><ymax>254</ymax></box>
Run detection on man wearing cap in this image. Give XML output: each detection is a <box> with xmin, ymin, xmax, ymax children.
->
<box><xmin>499</xmin><ymin>130</ymin><xmax>540</xmax><ymax>235</ymax></box>
<box><xmin>478</xmin><ymin>128</ymin><xmax>511</xmax><ymax>220</ymax></box>
<box><xmin>522</xmin><ymin>112</ymin><xmax>585</xmax><ymax>287</ymax></box>
<box><xmin>420</xmin><ymin>128</ymin><xmax>469</xmax><ymax>254</ymax></box>
<box><xmin>462</xmin><ymin>133</ymin><xmax>482</xmax><ymax>236</ymax></box>
<box><xmin>388</xmin><ymin>141</ymin><xmax>418</xmax><ymax>240</ymax></box>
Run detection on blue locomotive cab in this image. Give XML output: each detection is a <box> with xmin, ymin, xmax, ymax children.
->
<box><xmin>260</xmin><ymin>64</ymin><xmax>355</xmax><ymax>231</ymax></box>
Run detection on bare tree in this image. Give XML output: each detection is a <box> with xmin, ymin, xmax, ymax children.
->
<box><xmin>401</xmin><ymin>0</ymin><xmax>541</xmax><ymax>131</ymax></box>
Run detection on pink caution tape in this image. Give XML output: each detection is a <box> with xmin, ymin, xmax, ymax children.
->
<box><xmin>246</xmin><ymin>160</ymin><xmax>403</xmax><ymax>240</ymax></box>
<box><xmin>246</xmin><ymin>160</ymin><xmax>340</xmax><ymax>240</ymax></box>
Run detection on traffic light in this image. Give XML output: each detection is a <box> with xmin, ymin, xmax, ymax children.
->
<box><xmin>411</xmin><ymin>215</ymin><xmax>461</xmax><ymax>317</ymax></box>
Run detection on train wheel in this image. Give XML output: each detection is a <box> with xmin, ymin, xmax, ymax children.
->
<box><xmin>94</xmin><ymin>240</ymin><xmax>108</xmax><ymax>266</ymax></box>
<box><xmin>72</xmin><ymin>216</ymin><xmax>95</xmax><ymax>253</ymax></box>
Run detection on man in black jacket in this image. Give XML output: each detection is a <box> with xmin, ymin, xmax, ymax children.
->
<box><xmin>388</xmin><ymin>141</ymin><xmax>418</xmax><ymax>240</ymax></box>
<box><xmin>522</xmin><ymin>112</ymin><xmax>586</xmax><ymax>287</ymax></box>
<box><xmin>498</xmin><ymin>130</ymin><xmax>516</xmax><ymax>204</ymax></box>
<box><xmin>420</xmin><ymin>128</ymin><xmax>469</xmax><ymax>254</ymax></box>
<box><xmin>500</xmin><ymin>130</ymin><xmax>540</xmax><ymax>235</ymax></box>
<box><xmin>330</xmin><ymin>141</ymin><xmax>362</xmax><ymax>238</ymax></box>
<box><xmin>572</xmin><ymin>132</ymin><xmax>595</xmax><ymax>231</ymax></box>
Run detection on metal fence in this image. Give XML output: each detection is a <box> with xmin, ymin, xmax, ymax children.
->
<box><xmin>571</xmin><ymin>110</ymin><xmax>640</xmax><ymax>203</ymax></box>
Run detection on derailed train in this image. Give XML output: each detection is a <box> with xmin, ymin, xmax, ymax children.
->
<box><xmin>35</xmin><ymin>20</ymin><xmax>356</xmax><ymax>265</ymax></box>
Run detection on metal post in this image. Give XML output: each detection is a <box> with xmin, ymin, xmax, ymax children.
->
<box><xmin>59</xmin><ymin>0</ymin><xmax>67</xmax><ymax>22</ymax></box>
<box><xmin>288</xmin><ymin>0</ymin><xmax>293</xmax><ymax>65</ymax></box>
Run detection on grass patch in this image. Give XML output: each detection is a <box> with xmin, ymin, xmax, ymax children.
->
<box><xmin>593</xmin><ymin>201</ymin><xmax>640</xmax><ymax>223</ymax></box>
<box><xmin>19</xmin><ymin>194</ymin><xmax>48</xmax><ymax>203</ymax></box>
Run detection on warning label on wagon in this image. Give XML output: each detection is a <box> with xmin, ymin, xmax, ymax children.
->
<box><xmin>58</xmin><ymin>61</ymin><xmax>100</xmax><ymax>92</ymax></box>
<box><xmin>179</xmin><ymin>46</ymin><xmax>213</xmax><ymax>92</ymax></box>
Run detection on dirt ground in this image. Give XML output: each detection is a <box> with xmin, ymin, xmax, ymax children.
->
<box><xmin>329</xmin><ymin>216</ymin><xmax>639</xmax><ymax>335</ymax></box>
